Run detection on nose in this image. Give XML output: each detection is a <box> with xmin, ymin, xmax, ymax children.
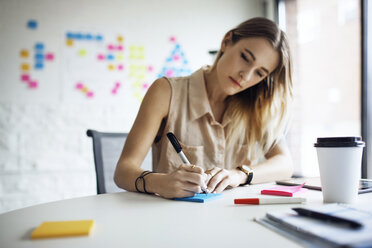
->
<box><xmin>239</xmin><ymin>68</ymin><xmax>254</xmax><ymax>82</ymax></box>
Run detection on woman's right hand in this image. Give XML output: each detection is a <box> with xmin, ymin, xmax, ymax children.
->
<box><xmin>156</xmin><ymin>164</ymin><xmax>208</xmax><ymax>199</ymax></box>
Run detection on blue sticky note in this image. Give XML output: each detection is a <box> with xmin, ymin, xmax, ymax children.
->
<box><xmin>34</xmin><ymin>43</ymin><xmax>44</xmax><ymax>50</ymax></box>
<box><xmin>106</xmin><ymin>54</ymin><xmax>114</xmax><ymax>60</ymax></box>
<box><xmin>85</xmin><ymin>34</ymin><xmax>93</xmax><ymax>40</ymax></box>
<box><xmin>75</xmin><ymin>33</ymin><xmax>83</xmax><ymax>40</ymax></box>
<box><xmin>173</xmin><ymin>193</ymin><xmax>222</xmax><ymax>203</ymax></box>
<box><xmin>66</xmin><ymin>32</ymin><xmax>75</xmax><ymax>39</ymax></box>
<box><xmin>27</xmin><ymin>20</ymin><xmax>37</xmax><ymax>29</ymax></box>
<box><xmin>35</xmin><ymin>53</ymin><xmax>44</xmax><ymax>60</ymax></box>
<box><xmin>34</xmin><ymin>63</ymin><xmax>44</xmax><ymax>70</ymax></box>
<box><xmin>96</xmin><ymin>35</ymin><xmax>103</xmax><ymax>41</ymax></box>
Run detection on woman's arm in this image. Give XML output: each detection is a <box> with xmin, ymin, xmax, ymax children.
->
<box><xmin>113</xmin><ymin>78</ymin><xmax>207</xmax><ymax>198</ymax></box>
<box><xmin>250</xmin><ymin>139</ymin><xmax>294</xmax><ymax>184</ymax></box>
<box><xmin>205</xmin><ymin>139</ymin><xmax>293</xmax><ymax>193</ymax></box>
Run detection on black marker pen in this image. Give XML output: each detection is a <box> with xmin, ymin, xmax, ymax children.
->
<box><xmin>166</xmin><ymin>132</ymin><xmax>208</xmax><ymax>193</ymax></box>
<box><xmin>166</xmin><ymin>132</ymin><xmax>191</xmax><ymax>165</ymax></box>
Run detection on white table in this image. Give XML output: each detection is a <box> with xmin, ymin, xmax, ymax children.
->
<box><xmin>1</xmin><ymin>183</ymin><xmax>371</xmax><ymax>248</ymax></box>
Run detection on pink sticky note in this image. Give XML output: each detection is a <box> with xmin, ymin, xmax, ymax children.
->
<box><xmin>76</xmin><ymin>83</ymin><xmax>83</xmax><ymax>89</ymax></box>
<box><xmin>147</xmin><ymin>65</ymin><xmax>154</xmax><ymax>72</ymax></box>
<box><xmin>45</xmin><ymin>53</ymin><xmax>54</xmax><ymax>61</ymax></box>
<box><xmin>170</xmin><ymin>36</ymin><xmax>176</xmax><ymax>42</ymax></box>
<box><xmin>97</xmin><ymin>54</ymin><xmax>105</xmax><ymax>60</ymax></box>
<box><xmin>107</xmin><ymin>44</ymin><xmax>115</xmax><ymax>50</ymax></box>
<box><xmin>261</xmin><ymin>183</ymin><xmax>307</xmax><ymax>197</ymax></box>
<box><xmin>173</xmin><ymin>55</ymin><xmax>180</xmax><ymax>61</ymax></box>
<box><xmin>142</xmin><ymin>83</ymin><xmax>149</xmax><ymax>90</ymax></box>
<box><xmin>165</xmin><ymin>69</ymin><xmax>174</xmax><ymax>77</ymax></box>
<box><xmin>117</xmin><ymin>45</ymin><xmax>123</xmax><ymax>51</ymax></box>
<box><xmin>111</xmin><ymin>89</ymin><xmax>117</xmax><ymax>94</ymax></box>
<box><xmin>115</xmin><ymin>82</ymin><xmax>121</xmax><ymax>87</ymax></box>
<box><xmin>21</xmin><ymin>74</ymin><xmax>30</xmax><ymax>82</ymax></box>
<box><xmin>28</xmin><ymin>81</ymin><xmax>38</xmax><ymax>88</ymax></box>
<box><xmin>87</xmin><ymin>91</ymin><xmax>94</xmax><ymax>98</ymax></box>
<box><xmin>117</xmin><ymin>64</ymin><xmax>124</xmax><ymax>70</ymax></box>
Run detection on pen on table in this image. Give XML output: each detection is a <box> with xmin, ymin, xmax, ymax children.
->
<box><xmin>234</xmin><ymin>197</ymin><xmax>306</xmax><ymax>205</ymax></box>
<box><xmin>166</xmin><ymin>132</ymin><xmax>208</xmax><ymax>193</ymax></box>
<box><xmin>292</xmin><ymin>207</ymin><xmax>363</xmax><ymax>229</ymax></box>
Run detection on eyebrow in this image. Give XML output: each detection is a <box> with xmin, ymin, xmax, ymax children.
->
<box><xmin>244</xmin><ymin>48</ymin><xmax>269</xmax><ymax>75</ymax></box>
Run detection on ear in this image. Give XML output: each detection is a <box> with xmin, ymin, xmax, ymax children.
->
<box><xmin>221</xmin><ymin>31</ymin><xmax>233</xmax><ymax>52</ymax></box>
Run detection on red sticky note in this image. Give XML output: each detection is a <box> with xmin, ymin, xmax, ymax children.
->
<box><xmin>261</xmin><ymin>184</ymin><xmax>307</xmax><ymax>197</ymax></box>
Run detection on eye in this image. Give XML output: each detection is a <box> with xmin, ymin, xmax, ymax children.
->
<box><xmin>241</xmin><ymin>53</ymin><xmax>249</xmax><ymax>62</ymax></box>
<box><xmin>256</xmin><ymin>71</ymin><xmax>263</xmax><ymax>77</ymax></box>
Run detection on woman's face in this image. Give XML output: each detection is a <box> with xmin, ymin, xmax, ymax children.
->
<box><xmin>216</xmin><ymin>36</ymin><xmax>279</xmax><ymax>96</ymax></box>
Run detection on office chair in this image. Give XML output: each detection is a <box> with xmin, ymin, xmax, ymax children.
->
<box><xmin>86</xmin><ymin>129</ymin><xmax>152</xmax><ymax>194</ymax></box>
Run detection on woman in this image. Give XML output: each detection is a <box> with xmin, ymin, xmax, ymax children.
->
<box><xmin>114</xmin><ymin>17</ymin><xmax>293</xmax><ymax>198</ymax></box>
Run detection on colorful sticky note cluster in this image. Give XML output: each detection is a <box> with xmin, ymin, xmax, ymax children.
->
<box><xmin>129</xmin><ymin>45</ymin><xmax>144</xmax><ymax>60</ymax></box>
<box><xmin>20</xmin><ymin>74</ymin><xmax>38</xmax><ymax>89</ymax></box>
<box><xmin>107</xmin><ymin>44</ymin><xmax>123</xmax><ymax>51</ymax></box>
<box><xmin>30</xmin><ymin>42</ymin><xmax>54</xmax><ymax>70</ymax></box>
<box><xmin>158</xmin><ymin>37</ymin><xmax>191</xmax><ymax>78</ymax></box>
<box><xmin>19</xmin><ymin>41</ymin><xmax>55</xmax><ymax>89</ymax></box>
<box><xmin>127</xmin><ymin>43</ymin><xmax>155</xmax><ymax>101</ymax></box>
<box><xmin>96</xmin><ymin>35</ymin><xmax>125</xmax><ymax>71</ymax></box>
<box><xmin>65</xmin><ymin>32</ymin><xmax>103</xmax><ymax>47</ymax></box>
<box><xmin>129</xmin><ymin>65</ymin><xmax>146</xmax><ymax>79</ymax></box>
<box><xmin>76</xmin><ymin>82</ymin><xmax>94</xmax><ymax>98</ymax></box>
<box><xmin>111</xmin><ymin>82</ymin><xmax>121</xmax><ymax>95</ymax></box>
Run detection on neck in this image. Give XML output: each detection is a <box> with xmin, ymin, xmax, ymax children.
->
<box><xmin>204</xmin><ymin>67</ymin><xmax>228</xmax><ymax>106</ymax></box>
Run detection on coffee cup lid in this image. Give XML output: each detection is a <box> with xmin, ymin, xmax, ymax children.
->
<box><xmin>314</xmin><ymin>137</ymin><xmax>365</xmax><ymax>147</ymax></box>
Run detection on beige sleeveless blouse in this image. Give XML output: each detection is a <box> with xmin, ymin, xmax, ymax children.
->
<box><xmin>152</xmin><ymin>67</ymin><xmax>250</xmax><ymax>173</ymax></box>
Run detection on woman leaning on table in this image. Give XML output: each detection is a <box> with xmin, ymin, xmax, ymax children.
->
<box><xmin>114</xmin><ymin>17</ymin><xmax>294</xmax><ymax>198</ymax></box>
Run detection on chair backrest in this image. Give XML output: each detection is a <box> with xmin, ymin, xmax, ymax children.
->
<box><xmin>86</xmin><ymin>129</ymin><xmax>152</xmax><ymax>194</ymax></box>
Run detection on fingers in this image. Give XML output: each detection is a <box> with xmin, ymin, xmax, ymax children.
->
<box><xmin>173</xmin><ymin>182</ymin><xmax>203</xmax><ymax>198</ymax></box>
<box><xmin>213</xmin><ymin>177</ymin><xmax>231</xmax><ymax>193</ymax></box>
<box><xmin>180</xmin><ymin>164</ymin><xmax>204</xmax><ymax>174</ymax></box>
<box><xmin>177</xmin><ymin>165</ymin><xmax>207</xmax><ymax>191</ymax></box>
<box><xmin>207</xmin><ymin>168</ymin><xmax>229</xmax><ymax>193</ymax></box>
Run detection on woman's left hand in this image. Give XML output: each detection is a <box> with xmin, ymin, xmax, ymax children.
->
<box><xmin>204</xmin><ymin>168</ymin><xmax>244</xmax><ymax>193</ymax></box>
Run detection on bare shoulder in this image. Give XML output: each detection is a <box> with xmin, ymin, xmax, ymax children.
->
<box><xmin>141</xmin><ymin>77</ymin><xmax>171</xmax><ymax>118</ymax></box>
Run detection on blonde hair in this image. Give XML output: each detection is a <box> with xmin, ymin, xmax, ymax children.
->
<box><xmin>211</xmin><ymin>17</ymin><xmax>293</xmax><ymax>164</ymax></box>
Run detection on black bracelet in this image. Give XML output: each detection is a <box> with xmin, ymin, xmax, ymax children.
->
<box><xmin>135</xmin><ymin>171</ymin><xmax>154</xmax><ymax>193</ymax></box>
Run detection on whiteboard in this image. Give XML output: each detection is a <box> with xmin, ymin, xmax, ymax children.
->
<box><xmin>0</xmin><ymin>0</ymin><xmax>267</xmax><ymax>127</ymax></box>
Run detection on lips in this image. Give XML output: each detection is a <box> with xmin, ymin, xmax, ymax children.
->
<box><xmin>229</xmin><ymin>77</ymin><xmax>241</xmax><ymax>87</ymax></box>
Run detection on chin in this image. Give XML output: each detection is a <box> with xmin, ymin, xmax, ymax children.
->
<box><xmin>224</xmin><ymin>88</ymin><xmax>238</xmax><ymax>96</ymax></box>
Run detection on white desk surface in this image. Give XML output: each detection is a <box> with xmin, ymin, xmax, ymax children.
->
<box><xmin>1</xmin><ymin>182</ymin><xmax>372</xmax><ymax>248</ymax></box>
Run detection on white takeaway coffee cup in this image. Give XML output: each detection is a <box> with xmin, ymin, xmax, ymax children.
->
<box><xmin>314</xmin><ymin>137</ymin><xmax>365</xmax><ymax>204</ymax></box>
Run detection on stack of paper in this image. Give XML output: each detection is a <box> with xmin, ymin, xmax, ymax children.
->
<box><xmin>256</xmin><ymin>204</ymin><xmax>372</xmax><ymax>248</ymax></box>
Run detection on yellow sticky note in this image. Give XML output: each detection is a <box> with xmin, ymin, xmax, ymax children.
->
<box><xmin>31</xmin><ymin>220</ymin><xmax>94</xmax><ymax>239</ymax></box>
<box><xmin>116</xmin><ymin>54</ymin><xmax>124</xmax><ymax>61</ymax></box>
<box><xmin>21</xmin><ymin>63</ymin><xmax>30</xmax><ymax>71</ymax></box>
<box><xmin>66</xmin><ymin>39</ymin><xmax>74</xmax><ymax>47</ymax></box>
<box><xmin>78</xmin><ymin>49</ymin><xmax>87</xmax><ymax>57</ymax></box>
<box><xmin>117</xmin><ymin>35</ymin><xmax>123</xmax><ymax>42</ymax></box>
<box><xmin>108</xmin><ymin>64</ymin><xmax>114</xmax><ymax>70</ymax></box>
<box><xmin>82</xmin><ymin>86</ymin><xmax>89</xmax><ymax>93</ymax></box>
<box><xmin>20</xmin><ymin>49</ymin><xmax>29</xmax><ymax>58</ymax></box>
